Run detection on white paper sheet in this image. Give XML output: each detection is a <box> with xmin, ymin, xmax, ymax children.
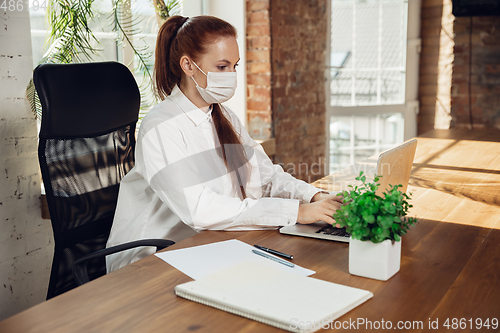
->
<box><xmin>155</xmin><ymin>239</ymin><xmax>315</xmax><ymax>280</ymax></box>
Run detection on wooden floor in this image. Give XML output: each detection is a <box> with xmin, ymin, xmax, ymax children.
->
<box><xmin>0</xmin><ymin>129</ymin><xmax>499</xmax><ymax>332</ymax></box>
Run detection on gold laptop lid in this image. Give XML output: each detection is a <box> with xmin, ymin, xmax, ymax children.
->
<box><xmin>375</xmin><ymin>139</ymin><xmax>417</xmax><ymax>195</ymax></box>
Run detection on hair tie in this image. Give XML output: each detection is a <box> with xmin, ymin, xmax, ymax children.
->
<box><xmin>175</xmin><ymin>17</ymin><xmax>189</xmax><ymax>36</ymax></box>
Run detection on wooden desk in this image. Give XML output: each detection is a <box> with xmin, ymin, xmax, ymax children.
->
<box><xmin>1</xmin><ymin>129</ymin><xmax>500</xmax><ymax>332</ymax></box>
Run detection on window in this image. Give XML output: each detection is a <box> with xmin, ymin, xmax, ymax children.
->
<box><xmin>29</xmin><ymin>0</ymin><xmax>159</xmax><ymax>120</ymax></box>
<box><xmin>330</xmin><ymin>113</ymin><xmax>404</xmax><ymax>166</ymax></box>
<box><xmin>326</xmin><ymin>0</ymin><xmax>421</xmax><ymax>173</ymax></box>
<box><xmin>330</xmin><ymin>0</ymin><xmax>407</xmax><ymax>107</ymax></box>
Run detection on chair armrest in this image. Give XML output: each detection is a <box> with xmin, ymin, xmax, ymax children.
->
<box><xmin>72</xmin><ymin>239</ymin><xmax>175</xmax><ymax>286</ymax></box>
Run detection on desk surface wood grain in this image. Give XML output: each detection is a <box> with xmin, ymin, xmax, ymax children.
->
<box><xmin>1</xmin><ymin>129</ymin><xmax>500</xmax><ymax>332</ymax></box>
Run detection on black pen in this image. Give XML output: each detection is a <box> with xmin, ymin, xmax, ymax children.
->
<box><xmin>253</xmin><ymin>245</ymin><xmax>293</xmax><ymax>260</ymax></box>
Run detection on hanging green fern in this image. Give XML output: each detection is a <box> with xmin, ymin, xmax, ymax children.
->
<box><xmin>112</xmin><ymin>0</ymin><xmax>156</xmax><ymax>111</ymax></box>
<box><xmin>46</xmin><ymin>0</ymin><xmax>100</xmax><ymax>63</ymax></box>
<box><xmin>26</xmin><ymin>0</ymin><xmax>180</xmax><ymax>120</ymax></box>
<box><xmin>154</xmin><ymin>0</ymin><xmax>180</xmax><ymax>23</ymax></box>
<box><xmin>26</xmin><ymin>78</ymin><xmax>42</xmax><ymax>120</ymax></box>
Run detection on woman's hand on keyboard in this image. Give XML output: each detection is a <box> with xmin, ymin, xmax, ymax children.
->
<box><xmin>310</xmin><ymin>191</ymin><xmax>344</xmax><ymax>204</ymax></box>
<box><xmin>297</xmin><ymin>198</ymin><xmax>342</xmax><ymax>226</ymax></box>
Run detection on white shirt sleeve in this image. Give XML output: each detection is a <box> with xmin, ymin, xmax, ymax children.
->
<box><xmin>226</xmin><ymin>107</ymin><xmax>324</xmax><ymax>204</ymax></box>
<box><xmin>137</xmin><ymin>113</ymin><xmax>309</xmax><ymax>232</ymax></box>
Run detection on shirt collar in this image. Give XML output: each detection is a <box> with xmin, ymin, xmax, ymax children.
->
<box><xmin>171</xmin><ymin>85</ymin><xmax>213</xmax><ymax>126</ymax></box>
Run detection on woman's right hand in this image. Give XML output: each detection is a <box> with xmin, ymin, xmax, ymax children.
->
<box><xmin>297</xmin><ymin>199</ymin><xmax>342</xmax><ymax>227</ymax></box>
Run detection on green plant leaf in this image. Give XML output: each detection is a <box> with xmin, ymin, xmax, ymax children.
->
<box><xmin>362</xmin><ymin>213</ymin><xmax>375</xmax><ymax>224</ymax></box>
<box><xmin>331</xmin><ymin>171</ymin><xmax>417</xmax><ymax>243</ymax></box>
<box><xmin>26</xmin><ymin>78</ymin><xmax>42</xmax><ymax>120</ymax></box>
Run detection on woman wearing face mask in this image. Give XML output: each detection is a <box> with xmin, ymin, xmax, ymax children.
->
<box><xmin>106</xmin><ymin>15</ymin><xmax>343</xmax><ymax>272</ymax></box>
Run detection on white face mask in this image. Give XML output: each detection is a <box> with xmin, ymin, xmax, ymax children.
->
<box><xmin>190</xmin><ymin>60</ymin><xmax>237</xmax><ymax>104</ymax></box>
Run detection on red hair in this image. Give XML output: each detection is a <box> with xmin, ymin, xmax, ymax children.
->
<box><xmin>154</xmin><ymin>16</ymin><xmax>250</xmax><ymax>200</ymax></box>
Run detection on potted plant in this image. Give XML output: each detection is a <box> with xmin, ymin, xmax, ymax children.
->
<box><xmin>333</xmin><ymin>172</ymin><xmax>417</xmax><ymax>281</ymax></box>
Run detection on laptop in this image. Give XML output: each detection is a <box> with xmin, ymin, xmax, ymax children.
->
<box><xmin>279</xmin><ymin>139</ymin><xmax>418</xmax><ymax>242</ymax></box>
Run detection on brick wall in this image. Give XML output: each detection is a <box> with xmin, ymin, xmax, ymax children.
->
<box><xmin>246</xmin><ymin>0</ymin><xmax>272</xmax><ymax>139</ymax></box>
<box><xmin>271</xmin><ymin>0</ymin><xmax>328</xmax><ymax>183</ymax></box>
<box><xmin>246</xmin><ymin>0</ymin><xmax>328</xmax><ymax>183</ymax></box>
<box><xmin>418</xmin><ymin>0</ymin><xmax>500</xmax><ymax>133</ymax></box>
<box><xmin>0</xmin><ymin>9</ymin><xmax>53</xmax><ymax>320</ymax></box>
<box><xmin>452</xmin><ymin>16</ymin><xmax>500</xmax><ymax>129</ymax></box>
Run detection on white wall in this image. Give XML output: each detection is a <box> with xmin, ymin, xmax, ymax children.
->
<box><xmin>182</xmin><ymin>0</ymin><xmax>247</xmax><ymax>126</ymax></box>
<box><xmin>0</xmin><ymin>8</ymin><xmax>53</xmax><ymax>321</ymax></box>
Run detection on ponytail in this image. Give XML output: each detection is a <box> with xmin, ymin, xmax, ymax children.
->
<box><xmin>153</xmin><ymin>15</ymin><xmax>188</xmax><ymax>100</ymax></box>
<box><xmin>154</xmin><ymin>16</ymin><xmax>250</xmax><ymax>200</ymax></box>
<box><xmin>212</xmin><ymin>104</ymin><xmax>251</xmax><ymax>200</ymax></box>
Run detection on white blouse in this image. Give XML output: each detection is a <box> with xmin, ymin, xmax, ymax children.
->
<box><xmin>106</xmin><ymin>86</ymin><xmax>324</xmax><ymax>272</ymax></box>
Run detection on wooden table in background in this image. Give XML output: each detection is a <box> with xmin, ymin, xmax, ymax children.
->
<box><xmin>1</xmin><ymin>129</ymin><xmax>500</xmax><ymax>332</ymax></box>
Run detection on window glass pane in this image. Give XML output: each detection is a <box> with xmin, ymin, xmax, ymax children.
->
<box><xmin>381</xmin><ymin>2</ymin><xmax>404</xmax><ymax>69</ymax></box>
<box><xmin>29</xmin><ymin>1</ymin><xmax>49</xmax><ymax>68</ymax></box>
<box><xmin>28</xmin><ymin>0</ymin><xmax>118</xmax><ymax>67</ymax></box>
<box><xmin>330</xmin><ymin>117</ymin><xmax>352</xmax><ymax>168</ymax></box>
<box><xmin>132</xmin><ymin>0</ymin><xmax>159</xmax><ymax>34</ymax></box>
<box><xmin>353</xmin><ymin>70</ymin><xmax>378</xmax><ymax>106</ymax></box>
<box><xmin>355</xmin><ymin>3</ymin><xmax>378</xmax><ymax>70</ymax></box>
<box><xmin>88</xmin><ymin>0</ymin><xmax>115</xmax><ymax>33</ymax></box>
<box><xmin>380</xmin><ymin>70</ymin><xmax>405</xmax><ymax>104</ymax></box>
<box><xmin>330</xmin><ymin>0</ymin><xmax>407</xmax><ymax>107</ymax></box>
<box><xmin>331</xmin><ymin>4</ymin><xmax>352</xmax><ymax>70</ymax></box>
<box><xmin>131</xmin><ymin>0</ymin><xmax>159</xmax><ymax>115</ymax></box>
<box><xmin>329</xmin><ymin>113</ymin><xmax>404</xmax><ymax>173</ymax></box>
<box><xmin>87</xmin><ymin>0</ymin><xmax>118</xmax><ymax>62</ymax></box>
<box><xmin>329</xmin><ymin>74</ymin><xmax>351</xmax><ymax>106</ymax></box>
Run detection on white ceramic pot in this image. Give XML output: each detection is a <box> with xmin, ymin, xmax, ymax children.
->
<box><xmin>349</xmin><ymin>238</ymin><xmax>401</xmax><ymax>281</ymax></box>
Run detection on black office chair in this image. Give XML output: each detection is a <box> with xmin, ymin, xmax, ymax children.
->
<box><xmin>34</xmin><ymin>62</ymin><xmax>174</xmax><ymax>300</ymax></box>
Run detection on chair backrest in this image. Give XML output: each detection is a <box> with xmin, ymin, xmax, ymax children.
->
<box><xmin>34</xmin><ymin>62</ymin><xmax>140</xmax><ymax>299</ymax></box>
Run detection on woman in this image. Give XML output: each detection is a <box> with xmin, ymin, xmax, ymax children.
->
<box><xmin>106</xmin><ymin>15</ymin><xmax>342</xmax><ymax>272</ymax></box>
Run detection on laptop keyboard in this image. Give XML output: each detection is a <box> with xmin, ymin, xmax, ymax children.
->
<box><xmin>316</xmin><ymin>226</ymin><xmax>351</xmax><ymax>237</ymax></box>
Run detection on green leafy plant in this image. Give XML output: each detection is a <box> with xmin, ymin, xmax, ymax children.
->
<box><xmin>26</xmin><ymin>0</ymin><xmax>180</xmax><ymax>120</ymax></box>
<box><xmin>333</xmin><ymin>171</ymin><xmax>417</xmax><ymax>243</ymax></box>
<box><xmin>154</xmin><ymin>0</ymin><xmax>180</xmax><ymax>23</ymax></box>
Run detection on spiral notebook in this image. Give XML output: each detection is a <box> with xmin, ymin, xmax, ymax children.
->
<box><xmin>175</xmin><ymin>262</ymin><xmax>373</xmax><ymax>333</ymax></box>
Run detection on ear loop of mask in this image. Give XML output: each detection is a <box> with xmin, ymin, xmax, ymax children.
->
<box><xmin>190</xmin><ymin>59</ymin><xmax>207</xmax><ymax>87</ymax></box>
<box><xmin>192</xmin><ymin>60</ymin><xmax>207</xmax><ymax>76</ymax></box>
